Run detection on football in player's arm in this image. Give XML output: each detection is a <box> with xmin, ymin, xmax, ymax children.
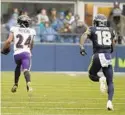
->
<box><xmin>1</xmin><ymin>29</ymin><xmax>34</xmax><ymax>55</ymax></box>
<box><xmin>1</xmin><ymin>33</ymin><xmax>13</xmax><ymax>55</ymax></box>
<box><xmin>79</xmin><ymin>14</ymin><xmax>116</xmax><ymax>111</ymax></box>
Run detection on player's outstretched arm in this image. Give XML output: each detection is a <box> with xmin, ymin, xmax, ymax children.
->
<box><xmin>1</xmin><ymin>32</ymin><xmax>14</xmax><ymax>55</ymax></box>
<box><xmin>79</xmin><ymin>29</ymin><xmax>88</xmax><ymax>56</ymax></box>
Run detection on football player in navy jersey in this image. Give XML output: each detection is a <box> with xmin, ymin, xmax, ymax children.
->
<box><xmin>79</xmin><ymin>14</ymin><xmax>116</xmax><ymax>110</ymax></box>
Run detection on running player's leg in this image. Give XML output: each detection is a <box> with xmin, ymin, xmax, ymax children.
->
<box><xmin>22</xmin><ymin>53</ymin><xmax>32</xmax><ymax>92</ymax></box>
<box><xmin>88</xmin><ymin>54</ymin><xmax>101</xmax><ymax>82</ymax></box>
<box><xmin>14</xmin><ymin>60</ymin><xmax>21</xmax><ymax>86</ymax></box>
<box><xmin>102</xmin><ymin>65</ymin><xmax>114</xmax><ymax>110</ymax></box>
<box><xmin>11</xmin><ymin>56</ymin><xmax>21</xmax><ymax>93</ymax></box>
<box><xmin>89</xmin><ymin>54</ymin><xmax>107</xmax><ymax>93</ymax></box>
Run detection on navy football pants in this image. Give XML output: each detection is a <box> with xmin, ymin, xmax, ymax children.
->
<box><xmin>88</xmin><ymin>53</ymin><xmax>114</xmax><ymax>101</ymax></box>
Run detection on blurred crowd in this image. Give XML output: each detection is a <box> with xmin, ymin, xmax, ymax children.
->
<box><xmin>1</xmin><ymin>1</ymin><xmax>125</xmax><ymax>44</ymax></box>
<box><xmin>108</xmin><ymin>1</ymin><xmax>125</xmax><ymax>44</ymax></box>
<box><xmin>2</xmin><ymin>8</ymin><xmax>88</xmax><ymax>44</ymax></box>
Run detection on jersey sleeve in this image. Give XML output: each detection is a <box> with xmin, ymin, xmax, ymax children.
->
<box><xmin>32</xmin><ymin>29</ymin><xmax>36</xmax><ymax>36</ymax></box>
<box><xmin>10</xmin><ymin>27</ymin><xmax>15</xmax><ymax>33</ymax></box>
<box><xmin>31</xmin><ymin>29</ymin><xmax>36</xmax><ymax>41</ymax></box>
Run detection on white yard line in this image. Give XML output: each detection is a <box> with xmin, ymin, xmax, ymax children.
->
<box><xmin>2</xmin><ymin>107</ymin><xmax>25</xmax><ymax>109</ymax></box>
<box><xmin>32</xmin><ymin>71</ymin><xmax>125</xmax><ymax>74</ymax></box>
<box><xmin>1</xmin><ymin>90</ymin><xmax>125</xmax><ymax>93</ymax></box>
<box><xmin>2</xmin><ymin>101</ymin><xmax>125</xmax><ymax>104</ymax></box>
<box><xmin>1</xmin><ymin>71</ymin><xmax>125</xmax><ymax>75</ymax></box>
<box><xmin>1</xmin><ymin>107</ymin><xmax>120</xmax><ymax>111</ymax></box>
<box><xmin>4</xmin><ymin>113</ymin><xmax>120</xmax><ymax>115</ymax></box>
<box><xmin>0</xmin><ymin>107</ymin><xmax>106</xmax><ymax>110</ymax></box>
<box><xmin>1</xmin><ymin>86</ymin><xmax>125</xmax><ymax>90</ymax></box>
<box><xmin>50</xmin><ymin>108</ymin><xmax>104</xmax><ymax>110</ymax></box>
<box><xmin>1</xmin><ymin>97</ymin><xmax>125</xmax><ymax>99</ymax></box>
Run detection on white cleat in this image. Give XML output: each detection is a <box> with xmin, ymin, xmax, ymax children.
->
<box><xmin>27</xmin><ymin>82</ymin><xmax>33</xmax><ymax>97</ymax></box>
<box><xmin>27</xmin><ymin>82</ymin><xmax>33</xmax><ymax>92</ymax></box>
<box><xmin>99</xmin><ymin>76</ymin><xmax>107</xmax><ymax>93</ymax></box>
<box><xmin>107</xmin><ymin>100</ymin><xmax>114</xmax><ymax>111</ymax></box>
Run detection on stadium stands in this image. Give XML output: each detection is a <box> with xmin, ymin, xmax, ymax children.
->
<box><xmin>1</xmin><ymin>2</ymin><xmax>125</xmax><ymax>44</ymax></box>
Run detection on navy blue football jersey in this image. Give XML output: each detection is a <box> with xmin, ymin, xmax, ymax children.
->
<box><xmin>88</xmin><ymin>26</ymin><xmax>115</xmax><ymax>54</ymax></box>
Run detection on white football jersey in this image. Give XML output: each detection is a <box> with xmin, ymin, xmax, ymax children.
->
<box><xmin>10</xmin><ymin>26</ymin><xmax>36</xmax><ymax>55</ymax></box>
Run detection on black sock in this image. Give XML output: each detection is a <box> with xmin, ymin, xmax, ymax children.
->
<box><xmin>15</xmin><ymin>65</ymin><xmax>21</xmax><ymax>85</ymax></box>
<box><xmin>24</xmin><ymin>71</ymin><xmax>31</xmax><ymax>83</ymax></box>
<box><xmin>103</xmin><ymin>66</ymin><xmax>114</xmax><ymax>101</ymax></box>
<box><xmin>107</xmin><ymin>83</ymin><xmax>114</xmax><ymax>101</ymax></box>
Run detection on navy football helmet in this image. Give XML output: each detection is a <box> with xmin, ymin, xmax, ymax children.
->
<box><xmin>93</xmin><ymin>14</ymin><xmax>107</xmax><ymax>27</ymax></box>
<box><xmin>17</xmin><ymin>15</ymin><xmax>31</xmax><ymax>27</ymax></box>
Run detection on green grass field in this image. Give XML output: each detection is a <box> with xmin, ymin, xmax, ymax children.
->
<box><xmin>1</xmin><ymin>72</ymin><xmax>125</xmax><ymax>115</ymax></box>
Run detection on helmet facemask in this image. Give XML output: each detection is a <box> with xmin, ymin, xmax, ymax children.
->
<box><xmin>17</xmin><ymin>15</ymin><xmax>31</xmax><ymax>28</ymax></box>
<box><xmin>93</xmin><ymin>14</ymin><xmax>107</xmax><ymax>27</ymax></box>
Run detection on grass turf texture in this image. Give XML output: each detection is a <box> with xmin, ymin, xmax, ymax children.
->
<box><xmin>1</xmin><ymin>72</ymin><xmax>125</xmax><ymax>115</ymax></box>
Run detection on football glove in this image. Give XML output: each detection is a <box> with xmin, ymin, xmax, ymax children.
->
<box><xmin>1</xmin><ymin>48</ymin><xmax>10</xmax><ymax>55</ymax></box>
<box><xmin>80</xmin><ymin>46</ymin><xmax>87</xmax><ymax>56</ymax></box>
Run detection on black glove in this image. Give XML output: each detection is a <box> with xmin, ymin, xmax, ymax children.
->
<box><xmin>1</xmin><ymin>48</ymin><xmax>10</xmax><ymax>55</ymax></box>
<box><xmin>80</xmin><ymin>47</ymin><xmax>87</xmax><ymax>56</ymax></box>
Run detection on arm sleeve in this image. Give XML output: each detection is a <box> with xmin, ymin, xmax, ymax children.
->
<box><xmin>32</xmin><ymin>29</ymin><xmax>36</xmax><ymax>36</ymax></box>
<box><xmin>31</xmin><ymin>29</ymin><xmax>36</xmax><ymax>41</ymax></box>
<box><xmin>10</xmin><ymin>27</ymin><xmax>15</xmax><ymax>33</ymax></box>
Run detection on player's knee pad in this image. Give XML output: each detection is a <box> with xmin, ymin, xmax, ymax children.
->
<box><xmin>23</xmin><ymin>70</ymin><xmax>31</xmax><ymax>82</ymax></box>
<box><xmin>89</xmin><ymin>74</ymin><xmax>99</xmax><ymax>82</ymax></box>
<box><xmin>23</xmin><ymin>69</ymin><xmax>29</xmax><ymax>72</ymax></box>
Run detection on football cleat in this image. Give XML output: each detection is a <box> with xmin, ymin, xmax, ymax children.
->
<box><xmin>27</xmin><ymin>82</ymin><xmax>33</xmax><ymax>92</ymax></box>
<box><xmin>11</xmin><ymin>84</ymin><xmax>18</xmax><ymax>93</ymax></box>
<box><xmin>107</xmin><ymin>100</ymin><xmax>114</xmax><ymax>110</ymax></box>
<box><xmin>27</xmin><ymin>82</ymin><xmax>33</xmax><ymax>97</ymax></box>
<box><xmin>99</xmin><ymin>76</ymin><xmax>107</xmax><ymax>93</ymax></box>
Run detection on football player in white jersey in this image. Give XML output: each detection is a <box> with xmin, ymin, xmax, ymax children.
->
<box><xmin>1</xmin><ymin>15</ymin><xmax>36</xmax><ymax>93</ymax></box>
